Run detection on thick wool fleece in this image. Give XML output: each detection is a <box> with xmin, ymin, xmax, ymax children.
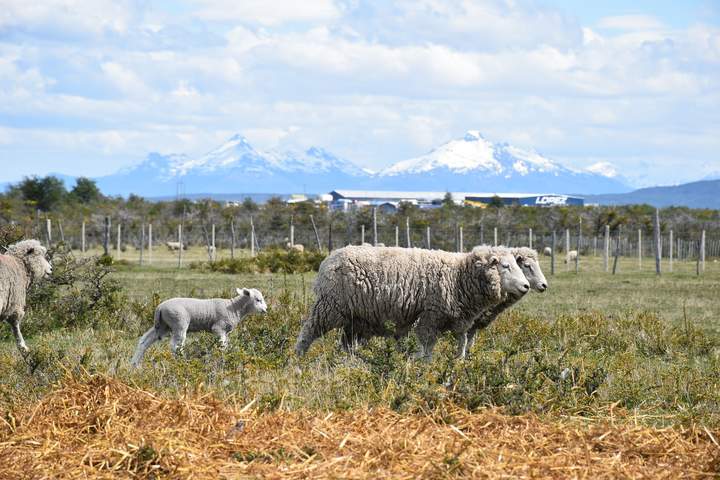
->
<box><xmin>295</xmin><ymin>246</ymin><xmax>505</xmax><ymax>356</ymax></box>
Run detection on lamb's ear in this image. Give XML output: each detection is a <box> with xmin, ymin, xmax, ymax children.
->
<box><xmin>243</xmin><ymin>288</ymin><xmax>250</xmax><ymax>296</ymax></box>
<box><xmin>235</xmin><ymin>287</ymin><xmax>242</xmax><ymax>296</ymax></box>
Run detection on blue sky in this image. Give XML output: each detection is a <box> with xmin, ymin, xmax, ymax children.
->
<box><xmin>1</xmin><ymin>0</ymin><xmax>719</xmax><ymax>187</ymax></box>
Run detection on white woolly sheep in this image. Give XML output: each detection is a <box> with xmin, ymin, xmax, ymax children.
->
<box><xmin>543</xmin><ymin>247</ymin><xmax>552</xmax><ymax>256</ymax></box>
<box><xmin>465</xmin><ymin>247</ymin><xmax>548</xmax><ymax>353</ymax></box>
<box><xmin>286</xmin><ymin>243</ymin><xmax>305</xmax><ymax>253</ymax></box>
<box><xmin>166</xmin><ymin>241</ymin><xmax>185</xmax><ymax>251</ymax></box>
<box><xmin>0</xmin><ymin>240</ymin><xmax>52</xmax><ymax>353</ymax></box>
<box><xmin>294</xmin><ymin>246</ymin><xmax>529</xmax><ymax>359</ymax></box>
<box><xmin>565</xmin><ymin>250</ymin><xmax>578</xmax><ymax>263</ymax></box>
<box><xmin>131</xmin><ymin>287</ymin><xmax>267</xmax><ymax>367</ymax></box>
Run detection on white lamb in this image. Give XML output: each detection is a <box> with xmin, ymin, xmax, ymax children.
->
<box><xmin>131</xmin><ymin>288</ymin><xmax>267</xmax><ymax>367</ymax></box>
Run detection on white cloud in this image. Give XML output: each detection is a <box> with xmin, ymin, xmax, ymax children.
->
<box><xmin>191</xmin><ymin>0</ymin><xmax>340</xmax><ymax>25</ymax></box>
<box><xmin>597</xmin><ymin>15</ymin><xmax>665</xmax><ymax>31</ymax></box>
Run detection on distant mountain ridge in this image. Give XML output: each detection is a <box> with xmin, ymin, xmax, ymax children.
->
<box><xmin>89</xmin><ymin>131</ymin><xmax>631</xmax><ymax>196</ymax></box>
<box><xmin>583</xmin><ymin>179</ymin><xmax>720</xmax><ymax>209</ymax></box>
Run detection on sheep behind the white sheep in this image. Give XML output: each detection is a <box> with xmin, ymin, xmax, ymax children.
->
<box><xmin>0</xmin><ymin>239</ymin><xmax>52</xmax><ymax>353</ymax></box>
<box><xmin>131</xmin><ymin>288</ymin><xmax>267</xmax><ymax>367</ymax></box>
<box><xmin>294</xmin><ymin>246</ymin><xmax>529</xmax><ymax>359</ymax></box>
<box><xmin>565</xmin><ymin>250</ymin><xmax>578</xmax><ymax>263</ymax></box>
<box><xmin>465</xmin><ymin>247</ymin><xmax>548</xmax><ymax>352</ymax></box>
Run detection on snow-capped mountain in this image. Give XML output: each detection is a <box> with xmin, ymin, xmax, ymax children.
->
<box><xmin>93</xmin><ymin>131</ymin><xmax>631</xmax><ymax>197</ymax></box>
<box><xmin>373</xmin><ymin>131</ymin><xmax>629</xmax><ymax>194</ymax></box>
<box><xmin>94</xmin><ymin>135</ymin><xmax>366</xmax><ymax>196</ymax></box>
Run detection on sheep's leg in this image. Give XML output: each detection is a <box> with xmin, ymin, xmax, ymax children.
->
<box><xmin>131</xmin><ymin>326</ymin><xmax>162</xmax><ymax>367</ymax></box>
<box><xmin>170</xmin><ymin>329</ymin><xmax>187</xmax><ymax>357</ymax></box>
<box><xmin>465</xmin><ymin>324</ymin><xmax>479</xmax><ymax>353</ymax></box>
<box><xmin>7</xmin><ymin>312</ymin><xmax>28</xmax><ymax>354</ymax></box>
<box><xmin>454</xmin><ymin>331</ymin><xmax>468</xmax><ymax>359</ymax></box>
<box><xmin>295</xmin><ymin>298</ymin><xmax>342</xmax><ymax>356</ymax></box>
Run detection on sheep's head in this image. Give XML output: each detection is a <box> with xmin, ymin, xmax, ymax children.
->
<box><xmin>512</xmin><ymin>247</ymin><xmax>548</xmax><ymax>292</ymax></box>
<box><xmin>473</xmin><ymin>246</ymin><xmax>529</xmax><ymax>298</ymax></box>
<box><xmin>235</xmin><ymin>287</ymin><xmax>268</xmax><ymax>315</ymax></box>
<box><xmin>6</xmin><ymin>239</ymin><xmax>52</xmax><ymax>281</ymax></box>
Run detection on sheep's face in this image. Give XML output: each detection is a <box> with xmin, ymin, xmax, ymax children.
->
<box><xmin>515</xmin><ymin>255</ymin><xmax>548</xmax><ymax>292</ymax></box>
<box><xmin>496</xmin><ymin>253</ymin><xmax>530</xmax><ymax>297</ymax></box>
<box><xmin>28</xmin><ymin>246</ymin><xmax>52</xmax><ymax>280</ymax></box>
<box><xmin>236</xmin><ymin>287</ymin><xmax>268</xmax><ymax>314</ymax></box>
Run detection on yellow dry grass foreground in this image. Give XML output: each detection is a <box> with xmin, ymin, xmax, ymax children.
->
<box><xmin>0</xmin><ymin>374</ymin><xmax>718</xmax><ymax>479</ymax></box>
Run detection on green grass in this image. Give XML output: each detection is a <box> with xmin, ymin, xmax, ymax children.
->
<box><xmin>0</xmin><ymin>254</ymin><xmax>718</xmax><ymax>427</ymax></box>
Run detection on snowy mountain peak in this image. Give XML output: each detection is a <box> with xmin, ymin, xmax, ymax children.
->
<box><xmin>586</xmin><ymin>161</ymin><xmax>619</xmax><ymax>178</ymax></box>
<box><xmin>463</xmin><ymin>130</ymin><xmax>485</xmax><ymax>141</ymax></box>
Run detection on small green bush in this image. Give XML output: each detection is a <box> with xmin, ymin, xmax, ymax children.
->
<box><xmin>191</xmin><ymin>248</ymin><xmax>327</xmax><ymax>274</ymax></box>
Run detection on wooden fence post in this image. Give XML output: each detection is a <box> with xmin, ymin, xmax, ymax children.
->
<box><xmin>395</xmin><ymin>225</ymin><xmax>399</xmax><ymax>247</ymax></box>
<box><xmin>81</xmin><ymin>221</ymin><xmax>86</xmax><ymax>253</ymax></box>
<box><xmin>372</xmin><ymin>207</ymin><xmax>378</xmax><ymax>246</ymax></box>
<box><xmin>177</xmin><ymin>224</ymin><xmax>183</xmax><ymax>267</ymax></box>
<box><xmin>638</xmin><ymin>229</ymin><xmax>642</xmax><ymax>270</ymax></box>
<box><xmin>426</xmin><ymin>226</ymin><xmax>431</xmax><ymax>249</ymax></box>
<box><xmin>493</xmin><ymin>227</ymin><xmax>497</xmax><ymax>246</ymax></box>
<box><xmin>406</xmin><ymin>217</ymin><xmax>411</xmax><ymax>248</ymax></box>
<box><xmin>45</xmin><ymin>218</ymin><xmax>52</xmax><ymax>247</ymax></box>
<box><xmin>230</xmin><ymin>219</ymin><xmax>235</xmax><ymax>259</ymax></box>
<box><xmin>140</xmin><ymin>223</ymin><xmax>145</xmax><ymax>266</ymax></box>
<box><xmin>103</xmin><ymin>216</ymin><xmax>110</xmax><ymax>256</ymax></box>
<box><xmin>310</xmin><ymin>214</ymin><xmax>322</xmax><ymax>251</ymax></box>
<box><xmin>612</xmin><ymin>226</ymin><xmax>621</xmax><ymax>275</ymax></box>
<box><xmin>459</xmin><ymin>226</ymin><xmax>464</xmax><ymax>252</ymax></box>
<box><xmin>551</xmin><ymin>230</ymin><xmax>556</xmax><ymax>275</ymax></box>
<box><xmin>701</xmin><ymin>230</ymin><xmax>706</xmax><ymax>273</ymax></box>
<box><xmin>250</xmin><ymin>216</ymin><xmax>256</xmax><ymax>257</ymax></box>
<box><xmin>653</xmin><ymin>208</ymin><xmax>661</xmax><ymax>275</ymax></box>
<box><xmin>669</xmin><ymin>229</ymin><xmax>673</xmax><ymax>272</ymax></box>
<box><xmin>528</xmin><ymin>227</ymin><xmax>532</xmax><ymax>249</ymax></box>
<box><xmin>361</xmin><ymin>224</ymin><xmax>365</xmax><ymax>244</ymax></box>
<box><xmin>604</xmin><ymin>224</ymin><xmax>609</xmax><ymax>272</ymax></box>
<box><xmin>58</xmin><ymin>219</ymin><xmax>65</xmax><ymax>243</ymax></box>
<box><xmin>565</xmin><ymin>229</ymin><xmax>570</xmax><ymax>271</ymax></box>
<box><xmin>328</xmin><ymin>222</ymin><xmax>333</xmax><ymax>252</ymax></box>
<box><xmin>575</xmin><ymin>225</ymin><xmax>580</xmax><ymax>274</ymax></box>
<box><xmin>148</xmin><ymin>223</ymin><xmax>153</xmax><ymax>264</ymax></box>
<box><xmin>290</xmin><ymin>216</ymin><xmax>294</xmax><ymax>246</ymax></box>
<box><xmin>116</xmin><ymin>224</ymin><xmax>121</xmax><ymax>258</ymax></box>
<box><xmin>480</xmin><ymin>222</ymin><xmax>484</xmax><ymax>245</ymax></box>
<box><xmin>211</xmin><ymin>224</ymin><xmax>216</xmax><ymax>261</ymax></box>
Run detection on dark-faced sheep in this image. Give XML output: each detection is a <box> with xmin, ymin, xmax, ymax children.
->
<box><xmin>131</xmin><ymin>288</ymin><xmax>267</xmax><ymax>367</ymax></box>
<box><xmin>0</xmin><ymin>240</ymin><xmax>52</xmax><ymax>353</ymax></box>
<box><xmin>294</xmin><ymin>246</ymin><xmax>529</xmax><ymax>359</ymax></box>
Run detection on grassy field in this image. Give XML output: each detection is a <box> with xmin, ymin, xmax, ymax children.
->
<box><xmin>0</xmin><ymin>250</ymin><xmax>718</xmax><ymax>477</ymax></box>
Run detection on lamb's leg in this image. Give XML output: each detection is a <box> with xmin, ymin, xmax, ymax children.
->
<box><xmin>170</xmin><ymin>328</ymin><xmax>187</xmax><ymax>357</ymax></box>
<box><xmin>212</xmin><ymin>325</ymin><xmax>229</xmax><ymax>350</ymax></box>
<box><xmin>454</xmin><ymin>331</ymin><xmax>468</xmax><ymax>359</ymax></box>
<box><xmin>131</xmin><ymin>326</ymin><xmax>162</xmax><ymax>367</ymax></box>
<box><xmin>7</xmin><ymin>311</ymin><xmax>28</xmax><ymax>354</ymax></box>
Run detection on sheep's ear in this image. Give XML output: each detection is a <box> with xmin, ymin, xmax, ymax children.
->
<box><xmin>515</xmin><ymin>255</ymin><xmax>525</xmax><ymax>265</ymax></box>
<box><xmin>488</xmin><ymin>256</ymin><xmax>499</xmax><ymax>266</ymax></box>
<box><xmin>243</xmin><ymin>288</ymin><xmax>250</xmax><ymax>296</ymax></box>
<box><xmin>26</xmin><ymin>247</ymin><xmax>35</xmax><ymax>256</ymax></box>
<box><xmin>235</xmin><ymin>287</ymin><xmax>242</xmax><ymax>295</ymax></box>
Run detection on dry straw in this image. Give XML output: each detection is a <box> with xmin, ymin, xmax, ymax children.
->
<box><xmin>0</xmin><ymin>374</ymin><xmax>718</xmax><ymax>479</ymax></box>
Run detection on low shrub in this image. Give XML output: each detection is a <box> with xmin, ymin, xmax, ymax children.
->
<box><xmin>191</xmin><ymin>248</ymin><xmax>327</xmax><ymax>274</ymax></box>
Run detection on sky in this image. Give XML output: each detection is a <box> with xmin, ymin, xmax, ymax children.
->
<box><xmin>1</xmin><ymin>0</ymin><xmax>719</xmax><ymax>187</ymax></box>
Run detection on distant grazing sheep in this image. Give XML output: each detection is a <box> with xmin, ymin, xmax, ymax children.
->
<box><xmin>565</xmin><ymin>250</ymin><xmax>578</xmax><ymax>263</ymax></box>
<box><xmin>543</xmin><ymin>247</ymin><xmax>552</xmax><ymax>256</ymax></box>
<box><xmin>376</xmin><ymin>243</ymin><xmax>385</xmax><ymax>247</ymax></box>
<box><xmin>131</xmin><ymin>288</ymin><xmax>267</xmax><ymax>367</ymax></box>
<box><xmin>294</xmin><ymin>246</ymin><xmax>529</xmax><ymax>360</ymax></box>
<box><xmin>166</xmin><ymin>241</ymin><xmax>185</xmax><ymax>251</ymax></box>
<box><xmin>286</xmin><ymin>243</ymin><xmax>305</xmax><ymax>253</ymax></box>
<box><xmin>361</xmin><ymin>242</ymin><xmax>372</xmax><ymax>247</ymax></box>
<box><xmin>0</xmin><ymin>240</ymin><xmax>52</xmax><ymax>353</ymax></box>
<box><xmin>465</xmin><ymin>247</ymin><xmax>548</xmax><ymax>352</ymax></box>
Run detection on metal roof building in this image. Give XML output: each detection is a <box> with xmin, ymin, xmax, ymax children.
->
<box><xmin>328</xmin><ymin>190</ymin><xmax>583</xmax><ymax>209</ymax></box>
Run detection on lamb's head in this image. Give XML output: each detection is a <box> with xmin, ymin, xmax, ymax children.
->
<box><xmin>512</xmin><ymin>247</ymin><xmax>548</xmax><ymax>292</ymax></box>
<box><xmin>6</xmin><ymin>239</ymin><xmax>52</xmax><ymax>281</ymax></box>
<box><xmin>234</xmin><ymin>287</ymin><xmax>268</xmax><ymax>315</ymax></box>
